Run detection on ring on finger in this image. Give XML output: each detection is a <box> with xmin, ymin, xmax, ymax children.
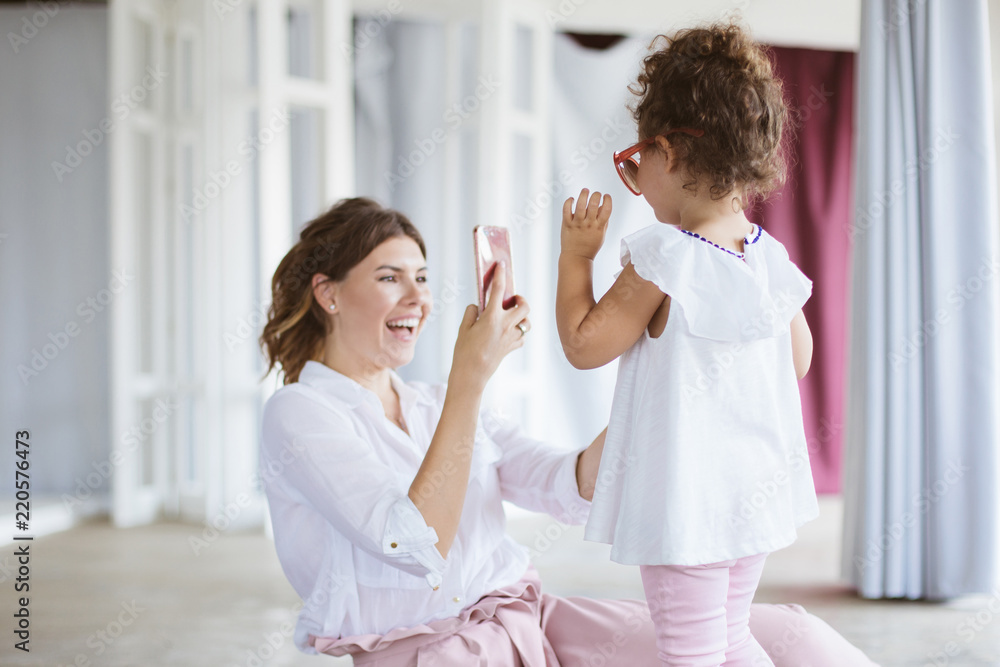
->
<box><xmin>516</xmin><ymin>322</ymin><xmax>528</xmax><ymax>337</ymax></box>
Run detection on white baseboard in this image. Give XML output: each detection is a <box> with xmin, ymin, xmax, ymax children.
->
<box><xmin>0</xmin><ymin>494</ymin><xmax>108</xmax><ymax>547</ymax></box>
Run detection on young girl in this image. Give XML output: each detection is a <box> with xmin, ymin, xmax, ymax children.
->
<box><xmin>556</xmin><ymin>23</ymin><xmax>818</xmax><ymax>666</ymax></box>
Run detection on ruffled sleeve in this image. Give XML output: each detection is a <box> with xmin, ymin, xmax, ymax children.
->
<box><xmin>619</xmin><ymin>223</ymin><xmax>812</xmax><ymax>343</ymax></box>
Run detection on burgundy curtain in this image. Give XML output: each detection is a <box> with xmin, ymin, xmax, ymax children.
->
<box><xmin>749</xmin><ymin>47</ymin><xmax>855</xmax><ymax>494</ymax></box>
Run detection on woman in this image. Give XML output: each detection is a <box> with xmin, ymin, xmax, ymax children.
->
<box><xmin>258</xmin><ymin>197</ymin><xmax>877</xmax><ymax>665</ymax></box>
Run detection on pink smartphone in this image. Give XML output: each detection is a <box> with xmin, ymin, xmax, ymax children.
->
<box><xmin>473</xmin><ymin>225</ymin><xmax>516</xmax><ymax>310</ymax></box>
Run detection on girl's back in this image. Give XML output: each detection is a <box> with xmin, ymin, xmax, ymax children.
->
<box><xmin>584</xmin><ymin>220</ymin><xmax>818</xmax><ymax>566</ymax></box>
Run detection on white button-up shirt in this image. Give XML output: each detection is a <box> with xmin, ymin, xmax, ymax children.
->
<box><xmin>259</xmin><ymin>361</ymin><xmax>591</xmax><ymax>653</ymax></box>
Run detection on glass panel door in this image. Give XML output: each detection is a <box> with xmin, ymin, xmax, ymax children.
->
<box><xmin>109</xmin><ymin>0</ymin><xmax>170</xmax><ymax>527</ymax></box>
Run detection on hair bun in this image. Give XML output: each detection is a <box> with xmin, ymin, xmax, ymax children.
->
<box><xmin>681</xmin><ymin>24</ymin><xmax>750</xmax><ymax>67</ymax></box>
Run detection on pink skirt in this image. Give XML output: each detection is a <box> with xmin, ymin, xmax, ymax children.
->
<box><xmin>309</xmin><ymin>566</ymin><xmax>879</xmax><ymax>667</ymax></box>
<box><xmin>310</xmin><ymin>566</ymin><xmax>563</xmax><ymax>666</ymax></box>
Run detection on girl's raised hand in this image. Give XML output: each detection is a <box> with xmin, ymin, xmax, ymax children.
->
<box><xmin>561</xmin><ymin>188</ymin><xmax>612</xmax><ymax>260</ymax></box>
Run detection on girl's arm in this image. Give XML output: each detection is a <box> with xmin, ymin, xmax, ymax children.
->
<box><xmin>556</xmin><ymin>189</ymin><xmax>667</xmax><ymax>369</ymax></box>
<box><xmin>789</xmin><ymin>309</ymin><xmax>813</xmax><ymax>379</ymax></box>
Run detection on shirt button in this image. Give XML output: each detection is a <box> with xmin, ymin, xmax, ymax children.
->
<box><xmin>452</xmin><ymin>596</ymin><xmax>461</xmax><ymax>603</ymax></box>
<box><xmin>432</xmin><ymin>586</ymin><xmax>440</xmax><ymax>591</ymax></box>
<box><xmin>390</xmin><ymin>542</ymin><xmax>398</xmax><ymax>549</ymax></box>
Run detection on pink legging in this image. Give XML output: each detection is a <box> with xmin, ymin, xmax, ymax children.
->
<box><xmin>640</xmin><ymin>553</ymin><xmax>773</xmax><ymax>666</ymax></box>
<box><xmin>315</xmin><ymin>563</ymin><xmax>880</xmax><ymax>666</ymax></box>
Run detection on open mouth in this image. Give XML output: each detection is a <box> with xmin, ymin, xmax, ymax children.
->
<box><xmin>386</xmin><ymin>316</ymin><xmax>420</xmax><ymax>339</ymax></box>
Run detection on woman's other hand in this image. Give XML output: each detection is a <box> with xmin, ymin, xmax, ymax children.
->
<box><xmin>576</xmin><ymin>426</ymin><xmax>608</xmax><ymax>501</ymax></box>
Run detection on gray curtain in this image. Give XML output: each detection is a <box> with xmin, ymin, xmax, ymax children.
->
<box><xmin>0</xmin><ymin>5</ymin><xmax>110</xmax><ymax>502</ymax></box>
<box><xmin>547</xmin><ymin>34</ymin><xmax>663</xmax><ymax>458</ymax></box>
<box><xmin>353</xmin><ymin>27</ymin><xmax>659</xmax><ymax>452</ymax></box>
<box><xmin>842</xmin><ymin>0</ymin><xmax>1000</xmax><ymax>599</ymax></box>
<box><xmin>353</xmin><ymin>18</ymin><xmax>471</xmax><ymax>386</ymax></box>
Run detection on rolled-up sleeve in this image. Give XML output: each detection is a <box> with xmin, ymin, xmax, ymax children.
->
<box><xmin>262</xmin><ymin>391</ymin><xmax>447</xmax><ymax>588</ymax></box>
<box><xmin>381</xmin><ymin>495</ymin><xmax>447</xmax><ymax>587</ymax></box>
<box><xmin>483</xmin><ymin>407</ymin><xmax>592</xmax><ymax>525</ymax></box>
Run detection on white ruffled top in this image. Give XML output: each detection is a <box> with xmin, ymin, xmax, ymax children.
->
<box><xmin>583</xmin><ymin>222</ymin><xmax>819</xmax><ymax>566</ymax></box>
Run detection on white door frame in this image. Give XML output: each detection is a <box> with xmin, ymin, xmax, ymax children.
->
<box><xmin>109</xmin><ymin>0</ymin><xmax>171</xmax><ymax>527</ymax></box>
<box><xmin>109</xmin><ymin>0</ymin><xmax>354</xmax><ymax>528</ymax></box>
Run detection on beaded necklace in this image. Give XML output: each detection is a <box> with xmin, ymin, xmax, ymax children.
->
<box><xmin>678</xmin><ymin>223</ymin><xmax>761</xmax><ymax>259</ymax></box>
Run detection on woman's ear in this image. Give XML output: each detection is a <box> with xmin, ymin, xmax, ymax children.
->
<box><xmin>312</xmin><ymin>274</ymin><xmax>337</xmax><ymax>311</ymax></box>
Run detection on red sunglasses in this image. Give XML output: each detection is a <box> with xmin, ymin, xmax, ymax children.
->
<box><xmin>613</xmin><ymin>128</ymin><xmax>705</xmax><ymax>195</ymax></box>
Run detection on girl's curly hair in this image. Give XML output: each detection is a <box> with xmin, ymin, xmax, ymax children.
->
<box><xmin>630</xmin><ymin>22</ymin><xmax>789</xmax><ymax>206</ymax></box>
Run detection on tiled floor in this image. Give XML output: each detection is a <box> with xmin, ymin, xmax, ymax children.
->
<box><xmin>1</xmin><ymin>496</ymin><xmax>998</xmax><ymax>666</ymax></box>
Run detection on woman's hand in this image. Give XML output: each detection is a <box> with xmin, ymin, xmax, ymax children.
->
<box><xmin>561</xmin><ymin>188</ymin><xmax>612</xmax><ymax>260</ymax></box>
<box><xmin>576</xmin><ymin>426</ymin><xmax>607</xmax><ymax>501</ymax></box>
<box><xmin>411</xmin><ymin>262</ymin><xmax>529</xmax><ymax>557</ymax></box>
<box><xmin>450</xmin><ymin>261</ymin><xmax>530</xmax><ymax>393</ymax></box>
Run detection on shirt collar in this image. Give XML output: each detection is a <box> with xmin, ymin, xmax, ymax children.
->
<box><xmin>298</xmin><ymin>360</ymin><xmax>434</xmax><ymax>408</ymax></box>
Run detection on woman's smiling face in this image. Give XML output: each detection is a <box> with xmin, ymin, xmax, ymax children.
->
<box><xmin>328</xmin><ymin>235</ymin><xmax>432</xmax><ymax>371</ymax></box>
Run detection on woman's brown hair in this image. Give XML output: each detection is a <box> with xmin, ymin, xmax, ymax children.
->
<box><xmin>259</xmin><ymin>197</ymin><xmax>426</xmax><ymax>384</ymax></box>
<box><xmin>630</xmin><ymin>21</ymin><xmax>788</xmax><ymax>205</ymax></box>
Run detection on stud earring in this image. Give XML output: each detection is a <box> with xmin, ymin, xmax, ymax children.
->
<box><xmin>329</xmin><ymin>304</ymin><xmax>336</xmax><ymax>311</ymax></box>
